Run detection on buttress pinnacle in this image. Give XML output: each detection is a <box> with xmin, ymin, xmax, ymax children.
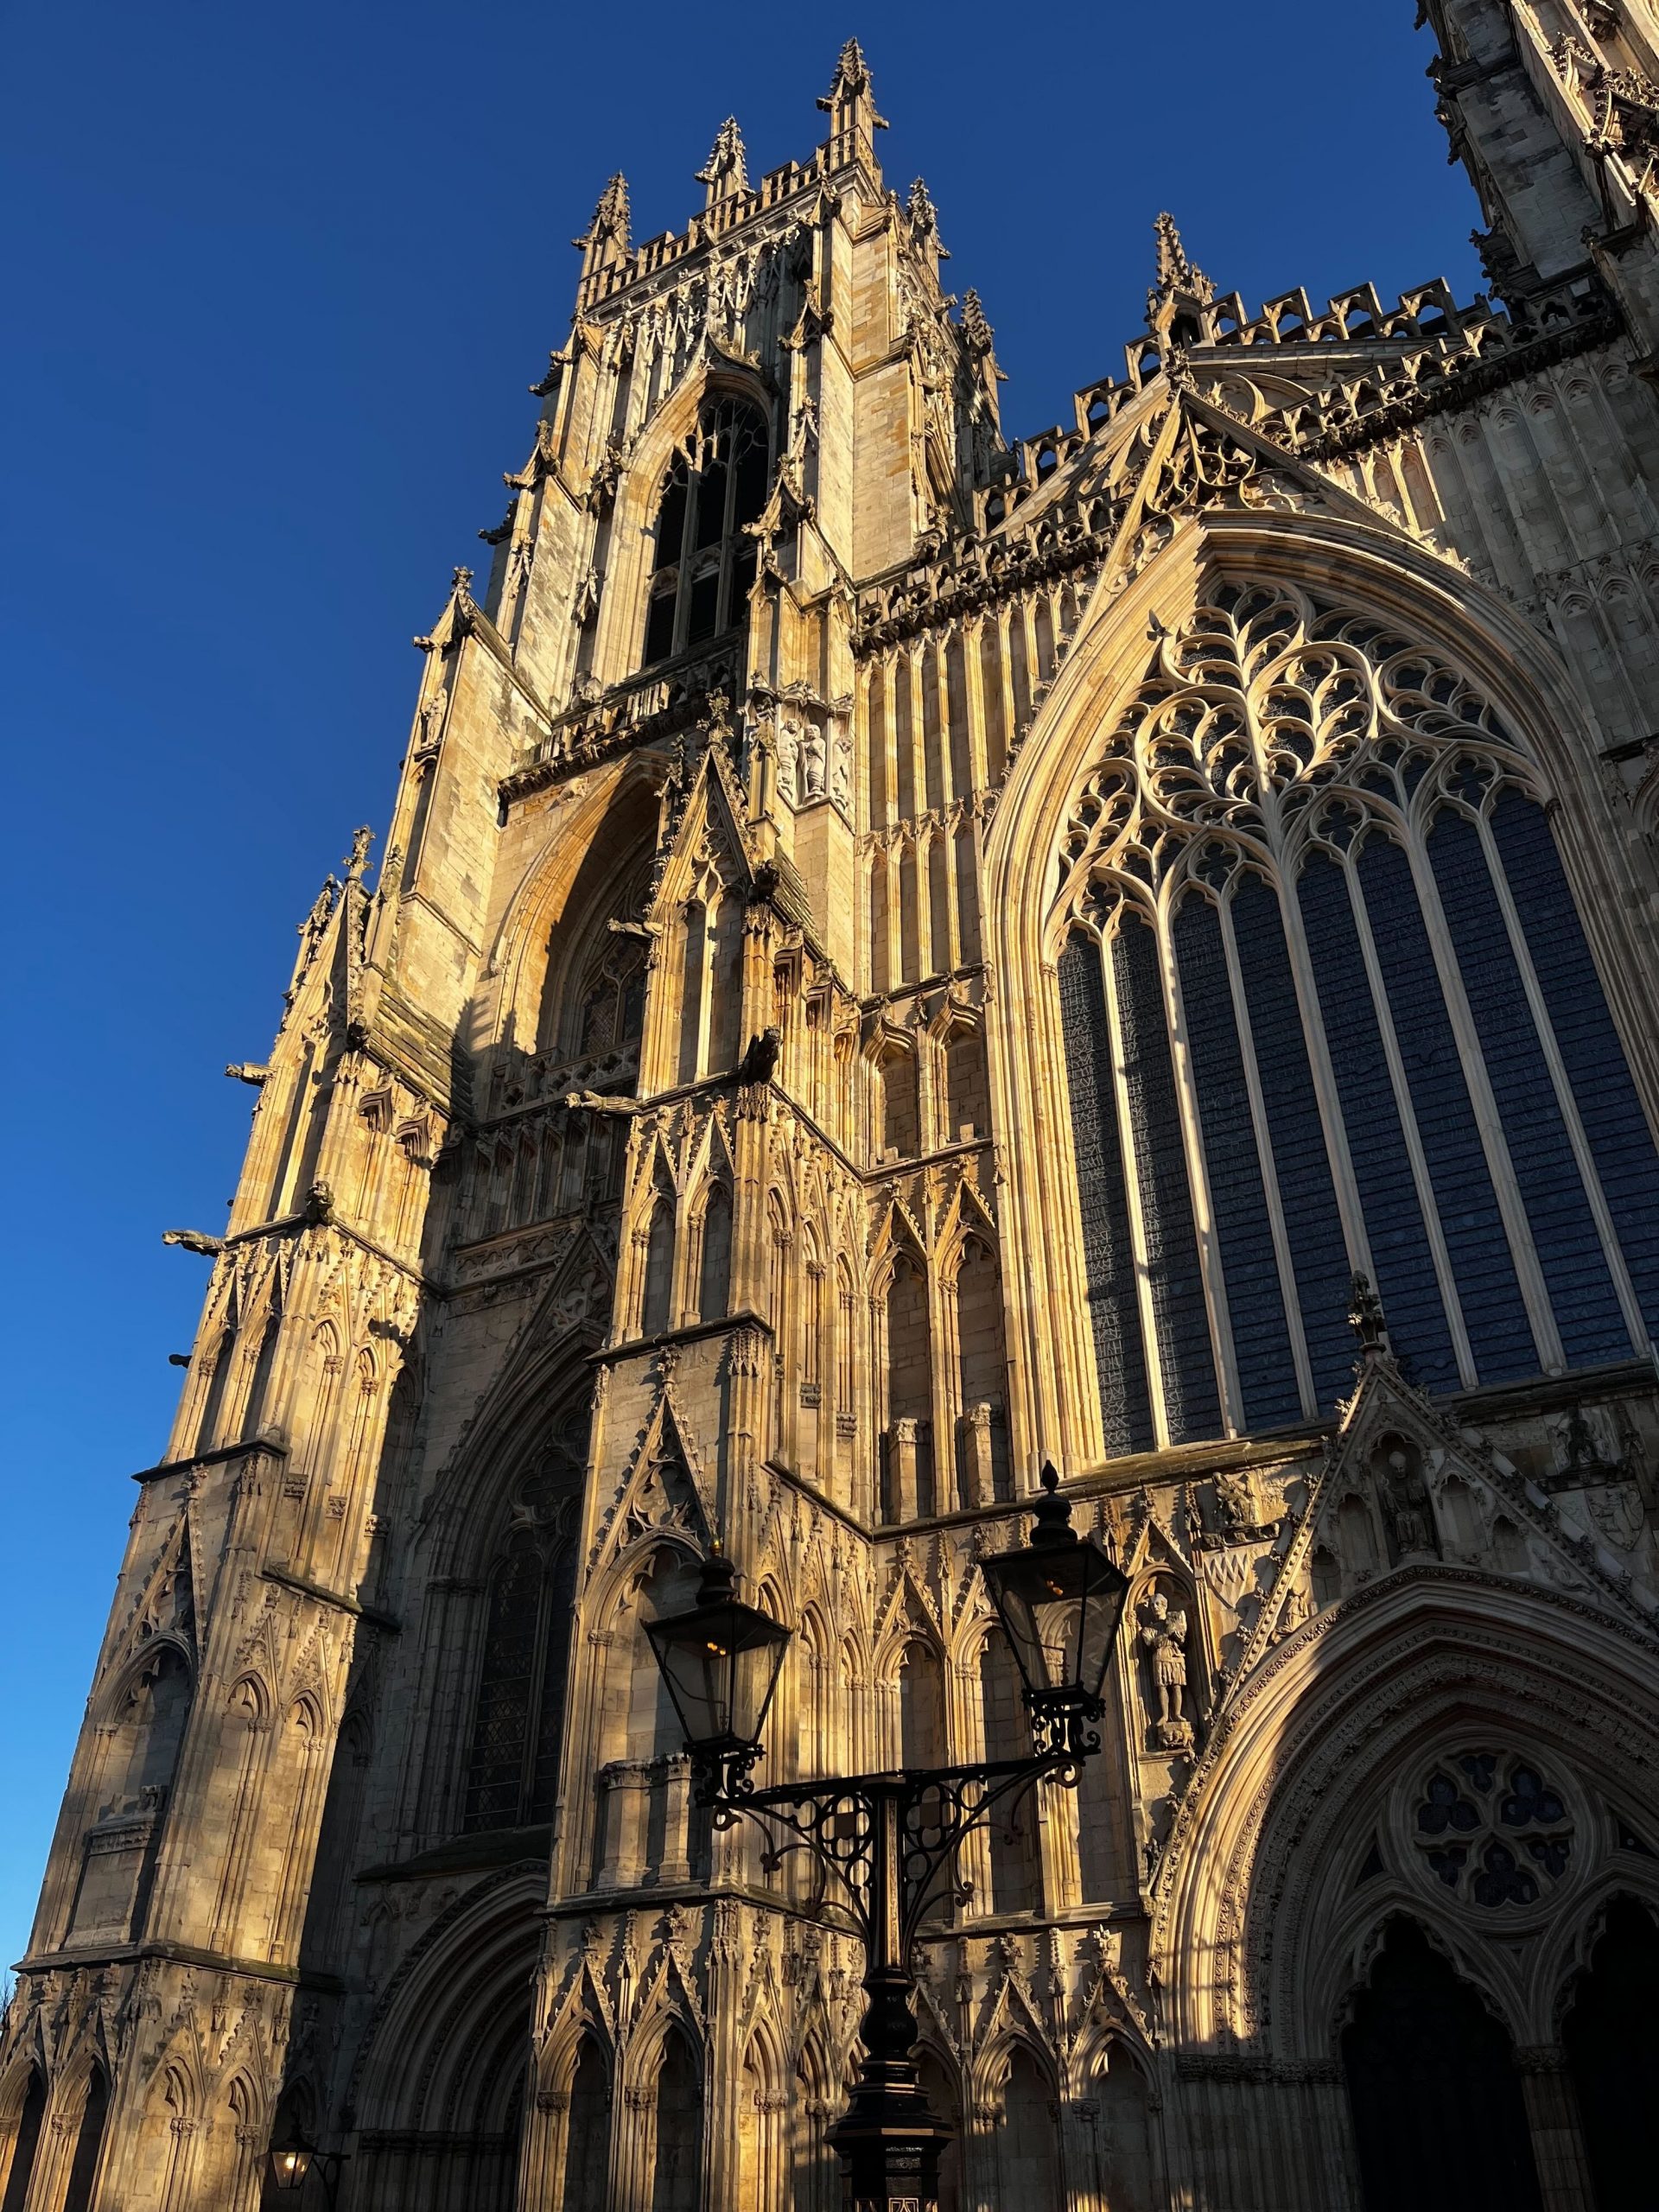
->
<box><xmin>697</xmin><ymin>118</ymin><xmax>748</xmax><ymax>205</ymax></box>
<box><xmin>818</xmin><ymin>37</ymin><xmax>888</xmax><ymax>137</ymax></box>
<box><xmin>575</xmin><ymin>174</ymin><xmax>631</xmax><ymax>272</ymax></box>
<box><xmin>1150</xmin><ymin>212</ymin><xmax>1213</xmax><ymax>308</ymax></box>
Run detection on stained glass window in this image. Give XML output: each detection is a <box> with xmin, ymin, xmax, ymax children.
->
<box><xmin>1054</xmin><ymin>582</ymin><xmax>1658</xmax><ymax>1453</ymax></box>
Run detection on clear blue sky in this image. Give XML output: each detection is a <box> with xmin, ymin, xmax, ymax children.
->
<box><xmin>0</xmin><ymin>2</ymin><xmax>1482</xmax><ymax>1970</ymax></box>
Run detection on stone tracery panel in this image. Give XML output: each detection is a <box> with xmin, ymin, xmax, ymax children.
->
<box><xmin>1412</xmin><ymin>1751</ymin><xmax>1573</xmax><ymax>1911</ymax></box>
<box><xmin>1052</xmin><ymin>579</ymin><xmax>1659</xmax><ymax>1453</ymax></box>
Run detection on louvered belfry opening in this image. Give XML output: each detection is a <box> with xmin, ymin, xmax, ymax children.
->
<box><xmin>642</xmin><ymin>397</ymin><xmax>768</xmax><ymax>668</ymax></box>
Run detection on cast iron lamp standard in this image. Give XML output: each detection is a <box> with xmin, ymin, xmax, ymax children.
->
<box><xmin>646</xmin><ymin>1464</ymin><xmax>1129</xmax><ymax>2212</ymax></box>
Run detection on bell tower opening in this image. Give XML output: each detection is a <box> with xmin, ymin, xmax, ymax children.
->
<box><xmin>641</xmin><ymin>397</ymin><xmax>768</xmax><ymax>669</ymax></box>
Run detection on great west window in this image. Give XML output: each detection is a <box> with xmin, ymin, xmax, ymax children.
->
<box><xmin>1054</xmin><ymin>582</ymin><xmax>1659</xmax><ymax>1455</ymax></box>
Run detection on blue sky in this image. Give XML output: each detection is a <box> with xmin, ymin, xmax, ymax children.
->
<box><xmin>0</xmin><ymin>1</ymin><xmax>1483</xmax><ymax>1971</ymax></box>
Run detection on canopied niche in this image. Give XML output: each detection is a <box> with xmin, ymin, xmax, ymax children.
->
<box><xmin>591</xmin><ymin>1544</ymin><xmax>708</xmax><ymax>1891</ymax></box>
<box><xmin>60</xmin><ymin>2069</ymin><xmax>109</xmax><ymax>2212</ymax></box>
<box><xmin>880</xmin><ymin>1248</ymin><xmax>933</xmax><ymax>1522</ymax></box>
<box><xmin>0</xmin><ymin>2071</ymin><xmax>45</xmax><ymax>2212</ymax></box>
<box><xmin>647</xmin><ymin>2026</ymin><xmax>702</xmax><ymax>2212</ymax></box>
<box><xmin>559</xmin><ymin>2035</ymin><xmax>613</xmax><ymax>2207</ymax></box>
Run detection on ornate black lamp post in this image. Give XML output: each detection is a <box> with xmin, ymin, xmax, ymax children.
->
<box><xmin>645</xmin><ymin>1469</ymin><xmax>1129</xmax><ymax>2212</ymax></box>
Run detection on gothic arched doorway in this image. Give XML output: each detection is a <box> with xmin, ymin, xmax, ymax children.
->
<box><xmin>1342</xmin><ymin>1917</ymin><xmax>1541</xmax><ymax>2212</ymax></box>
<box><xmin>1562</xmin><ymin>1895</ymin><xmax>1659</xmax><ymax>2209</ymax></box>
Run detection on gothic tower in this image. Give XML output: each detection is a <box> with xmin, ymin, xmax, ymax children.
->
<box><xmin>6</xmin><ymin>15</ymin><xmax>1659</xmax><ymax>2209</ymax></box>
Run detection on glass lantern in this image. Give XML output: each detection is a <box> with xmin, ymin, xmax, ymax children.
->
<box><xmin>978</xmin><ymin>1463</ymin><xmax>1130</xmax><ymax>1756</ymax></box>
<box><xmin>645</xmin><ymin>1543</ymin><xmax>791</xmax><ymax>1796</ymax></box>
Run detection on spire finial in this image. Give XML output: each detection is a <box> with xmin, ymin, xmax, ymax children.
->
<box><xmin>1154</xmin><ymin>212</ymin><xmax>1188</xmax><ymax>292</ymax></box>
<box><xmin>1147</xmin><ymin>213</ymin><xmax>1216</xmax><ymax>349</ymax></box>
<box><xmin>574</xmin><ymin>174</ymin><xmax>631</xmax><ymax>276</ymax></box>
<box><xmin>818</xmin><ymin>36</ymin><xmax>888</xmax><ymax>144</ymax></box>
<box><xmin>960</xmin><ymin>288</ymin><xmax>994</xmax><ymax>354</ymax></box>
<box><xmin>697</xmin><ymin>118</ymin><xmax>748</xmax><ymax>207</ymax></box>
<box><xmin>1151</xmin><ymin>212</ymin><xmax>1212</xmax><ymax>305</ymax></box>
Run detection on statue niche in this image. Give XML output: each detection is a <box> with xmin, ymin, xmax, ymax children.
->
<box><xmin>1138</xmin><ymin>1582</ymin><xmax>1195</xmax><ymax>1756</ymax></box>
<box><xmin>1370</xmin><ymin>1433</ymin><xmax>1440</xmax><ymax>1565</ymax></box>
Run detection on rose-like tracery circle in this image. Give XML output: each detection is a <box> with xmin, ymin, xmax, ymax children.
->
<box><xmin>1413</xmin><ymin>1750</ymin><xmax>1572</xmax><ymax>1910</ymax></box>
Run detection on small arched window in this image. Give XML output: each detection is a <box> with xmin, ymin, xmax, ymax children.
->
<box><xmin>642</xmin><ymin>399</ymin><xmax>768</xmax><ymax>667</ymax></box>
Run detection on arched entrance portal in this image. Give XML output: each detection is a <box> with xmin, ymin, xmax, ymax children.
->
<box><xmin>1563</xmin><ymin>1895</ymin><xmax>1659</xmax><ymax>2209</ymax></box>
<box><xmin>1343</xmin><ymin>1918</ymin><xmax>1541</xmax><ymax>2212</ymax></box>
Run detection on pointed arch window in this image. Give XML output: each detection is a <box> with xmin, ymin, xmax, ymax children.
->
<box><xmin>60</xmin><ymin>2070</ymin><xmax>107</xmax><ymax>2212</ymax></box>
<box><xmin>642</xmin><ymin>398</ymin><xmax>768</xmax><ymax>668</ymax></box>
<box><xmin>1054</xmin><ymin>582</ymin><xmax>1659</xmax><ymax>1455</ymax></box>
<box><xmin>1</xmin><ymin>2072</ymin><xmax>45</xmax><ymax>2212</ymax></box>
<box><xmin>461</xmin><ymin>1412</ymin><xmax>588</xmax><ymax>1834</ymax></box>
<box><xmin>576</xmin><ymin>932</ymin><xmax>648</xmax><ymax>1061</ymax></box>
<box><xmin>561</xmin><ymin>2037</ymin><xmax>613</xmax><ymax>2208</ymax></box>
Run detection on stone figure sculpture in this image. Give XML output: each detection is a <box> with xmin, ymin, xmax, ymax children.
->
<box><xmin>1141</xmin><ymin>1590</ymin><xmax>1193</xmax><ymax>1752</ymax></box>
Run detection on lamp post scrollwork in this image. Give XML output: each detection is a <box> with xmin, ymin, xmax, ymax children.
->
<box><xmin>645</xmin><ymin>1464</ymin><xmax>1129</xmax><ymax>2212</ymax></box>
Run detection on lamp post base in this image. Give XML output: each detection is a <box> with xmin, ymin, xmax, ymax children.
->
<box><xmin>829</xmin><ymin>2098</ymin><xmax>951</xmax><ymax>2212</ymax></box>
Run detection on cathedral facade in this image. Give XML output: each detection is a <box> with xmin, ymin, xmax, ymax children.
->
<box><xmin>9</xmin><ymin>4</ymin><xmax>1659</xmax><ymax>2206</ymax></box>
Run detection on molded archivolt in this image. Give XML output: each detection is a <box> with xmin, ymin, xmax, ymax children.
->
<box><xmin>983</xmin><ymin>514</ymin><xmax>1659</xmax><ymax>1473</ymax></box>
<box><xmin>1153</xmin><ymin>1576</ymin><xmax>1659</xmax><ymax>2058</ymax></box>
<box><xmin>347</xmin><ymin>1868</ymin><xmax>544</xmax><ymax>2212</ymax></box>
<box><xmin>483</xmin><ymin>761</ymin><xmax>661</xmax><ymax>1073</ymax></box>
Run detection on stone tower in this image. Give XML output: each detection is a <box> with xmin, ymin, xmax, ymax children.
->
<box><xmin>7</xmin><ymin>14</ymin><xmax>1659</xmax><ymax>2209</ymax></box>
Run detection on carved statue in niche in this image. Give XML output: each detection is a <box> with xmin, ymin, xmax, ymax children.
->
<box><xmin>830</xmin><ymin>728</ymin><xmax>851</xmax><ymax>810</ymax></box>
<box><xmin>801</xmin><ymin>721</ymin><xmax>827</xmax><ymax>800</ymax></box>
<box><xmin>774</xmin><ymin>719</ymin><xmax>803</xmax><ymax>807</ymax></box>
<box><xmin>416</xmin><ymin>685</ymin><xmax>447</xmax><ymax>753</ymax></box>
<box><xmin>1275</xmin><ymin>1569</ymin><xmax>1312</xmax><ymax>1639</ymax></box>
<box><xmin>1372</xmin><ymin>1433</ymin><xmax>1439</xmax><ymax>1562</ymax></box>
<box><xmin>1140</xmin><ymin>1588</ymin><xmax>1193</xmax><ymax>1753</ymax></box>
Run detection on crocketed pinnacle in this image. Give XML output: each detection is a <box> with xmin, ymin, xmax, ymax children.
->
<box><xmin>697</xmin><ymin>117</ymin><xmax>748</xmax><ymax>202</ymax></box>
<box><xmin>1151</xmin><ymin>211</ymin><xmax>1213</xmax><ymax>306</ymax></box>
<box><xmin>818</xmin><ymin>36</ymin><xmax>888</xmax><ymax>133</ymax></box>
<box><xmin>574</xmin><ymin>173</ymin><xmax>631</xmax><ymax>264</ymax></box>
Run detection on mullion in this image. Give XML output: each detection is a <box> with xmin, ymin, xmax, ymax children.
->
<box><xmin>517</xmin><ymin>1558</ymin><xmax>553</xmax><ymax>1827</ymax></box>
